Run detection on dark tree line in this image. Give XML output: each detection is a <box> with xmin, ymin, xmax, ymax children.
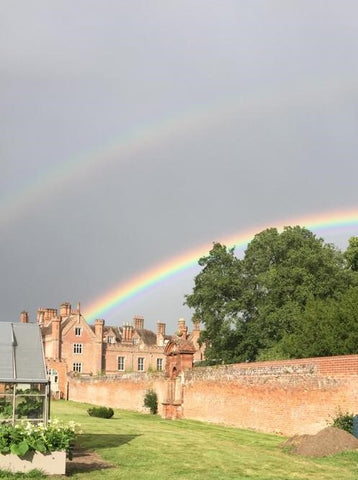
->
<box><xmin>185</xmin><ymin>227</ymin><xmax>358</xmax><ymax>363</ymax></box>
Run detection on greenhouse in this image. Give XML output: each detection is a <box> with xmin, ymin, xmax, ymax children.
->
<box><xmin>0</xmin><ymin>322</ymin><xmax>50</xmax><ymax>424</ymax></box>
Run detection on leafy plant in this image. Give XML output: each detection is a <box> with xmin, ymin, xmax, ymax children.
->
<box><xmin>87</xmin><ymin>406</ymin><xmax>114</xmax><ymax>418</ymax></box>
<box><xmin>0</xmin><ymin>419</ymin><xmax>80</xmax><ymax>459</ymax></box>
<box><xmin>0</xmin><ymin>399</ymin><xmax>13</xmax><ymax>418</ymax></box>
<box><xmin>328</xmin><ymin>409</ymin><xmax>355</xmax><ymax>434</ymax></box>
<box><xmin>16</xmin><ymin>397</ymin><xmax>42</xmax><ymax>418</ymax></box>
<box><xmin>143</xmin><ymin>389</ymin><xmax>158</xmax><ymax>414</ymax></box>
<box><xmin>0</xmin><ymin>470</ymin><xmax>46</xmax><ymax>479</ymax></box>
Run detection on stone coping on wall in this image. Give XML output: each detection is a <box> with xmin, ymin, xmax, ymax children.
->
<box><xmin>185</xmin><ymin>354</ymin><xmax>358</xmax><ymax>381</ymax></box>
<box><xmin>68</xmin><ymin>371</ymin><xmax>166</xmax><ymax>383</ymax></box>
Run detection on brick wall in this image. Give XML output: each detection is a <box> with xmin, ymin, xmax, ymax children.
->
<box><xmin>67</xmin><ymin>354</ymin><xmax>358</xmax><ymax>436</ymax></box>
<box><xmin>68</xmin><ymin>373</ymin><xmax>167</xmax><ymax>415</ymax></box>
<box><xmin>183</xmin><ymin>356</ymin><xmax>358</xmax><ymax>435</ymax></box>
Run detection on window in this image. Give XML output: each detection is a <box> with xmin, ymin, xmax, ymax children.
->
<box><xmin>107</xmin><ymin>336</ymin><xmax>115</xmax><ymax>344</ymax></box>
<box><xmin>73</xmin><ymin>343</ymin><xmax>83</xmax><ymax>354</ymax></box>
<box><xmin>75</xmin><ymin>327</ymin><xmax>82</xmax><ymax>336</ymax></box>
<box><xmin>118</xmin><ymin>356</ymin><xmax>125</xmax><ymax>371</ymax></box>
<box><xmin>73</xmin><ymin>363</ymin><xmax>82</xmax><ymax>373</ymax></box>
<box><xmin>137</xmin><ymin>357</ymin><xmax>144</xmax><ymax>372</ymax></box>
<box><xmin>156</xmin><ymin>358</ymin><xmax>163</xmax><ymax>371</ymax></box>
<box><xmin>47</xmin><ymin>368</ymin><xmax>58</xmax><ymax>384</ymax></box>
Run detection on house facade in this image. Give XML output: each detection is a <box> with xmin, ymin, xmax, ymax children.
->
<box><xmin>19</xmin><ymin>302</ymin><xmax>205</xmax><ymax>398</ymax></box>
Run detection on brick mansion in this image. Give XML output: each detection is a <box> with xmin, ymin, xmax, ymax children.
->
<box><xmin>19</xmin><ymin>302</ymin><xmax>205</xmax><ymax>398</ymax></box>
<box><xmin>15</xmin><ymin>302</ymin><xmax>358</xmax><ymax>437</ymax></box>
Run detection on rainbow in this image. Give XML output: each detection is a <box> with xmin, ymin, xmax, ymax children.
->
<box><xmin>1</xmin><ymin>73</ymin><xmax>355</xmax><ymax>226</ymax></box>
<box><xmin>85</xmin><ymin>208</ymin><xmax>358</xmax><ymax>321</ymax></box>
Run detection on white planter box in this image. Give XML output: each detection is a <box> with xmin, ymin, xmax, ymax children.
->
<box><xmin>0</xmin><ymin>450</ymin><xmax>66</xmax><ymax>475</ymax></box>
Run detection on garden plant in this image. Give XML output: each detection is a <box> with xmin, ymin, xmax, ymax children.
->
<box><xmin>87</xmin><ymin>406</ymin><xmax>114</xmax><ymax>419</ymax></box>
<box><xmin>329</xmin><ymin>409</ymin><xmax>355</xmax><ymax>434</ymax></box>
<box><xmin>0</xmin><ymin>418</ymin><xmax>80</xmax><ymax>459</ymax></box>
<box><xmin>143</xmin><ymin>390</ymin><xmax>158</xmax><ymax>414</ymax></box>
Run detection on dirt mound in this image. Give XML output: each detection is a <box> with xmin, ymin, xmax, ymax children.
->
<box><xmin>283</xmin><ymin>427</ymin><xmax>358</xmax><ymax>457</ymax></box>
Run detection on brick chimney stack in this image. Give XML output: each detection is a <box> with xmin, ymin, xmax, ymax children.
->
<box><xmin>60</xmin><ymin>302</ymin><xmax>72</xmax><ymax>318</ymax></box>
<box><xmin>44</xmin><ymin>308</ymin><xmax>57</xmax><ymax>323</ymax></box>
<box><xmin>122</xmin><ymin>323</ymin><xmax>134</xmax><ymax>342</ymax></box>
<box><xmin>20</xmin><ymin>311</ymin><xmax>29</xmax><ymax>323</ymax></box>
<box><xmin>133</xmin><ymin>315</ymin><xmax>144</xmax><ymax>330</ymax></box>
<box><xmin>156</xmin><ymin>322</ymin><xmax>166</xmax><ymax>346</ymax></box>
<box><xmin>178</xmin><ymin>318</ymin><xmax>188</xmax><ymax>338</ymax></box>
<box><xmin>52</xmin><ymin>317</ymin><xmax>61</xmax><ymax>361</ymax></box>
<box><xmin>94</xmin><ymin>319</ymin><xmax>104</xmax><ymax>341</ymax></box>
<box><xmin>38</xmin><ymin>308</ymin><xmax>57</xmax><ymax>325</ymax></box>
<box><xmin>94</xmin><ymin>319</ymin><xmax>104</xmax><ymax>373</ymax></box>
<box><xmin>37</xmin><ymin>308</ymin><xmax>44</xmax><ymax>325</ymax></box>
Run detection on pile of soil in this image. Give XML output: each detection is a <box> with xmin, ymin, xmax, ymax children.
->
<box><xmin>283</xmin><ymin>427</ymin><xmax>358</xmax><ymax>457</ymax></box>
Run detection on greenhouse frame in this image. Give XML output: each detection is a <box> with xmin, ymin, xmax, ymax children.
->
<box><xmin>0</xmin><ymin>322</ymin><xmax>50</xmax><ymax>425</ymax></box>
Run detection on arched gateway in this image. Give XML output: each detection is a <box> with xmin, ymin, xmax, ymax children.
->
<box><xmin>162</xmin><ymin>335</ymin><xmax>196</xmax><ymax>419</ymax></box>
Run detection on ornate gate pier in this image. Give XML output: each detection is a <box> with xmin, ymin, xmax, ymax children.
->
<box><xmin>162</xmin><ymin>334</ymin><xmax>195</xmax><ymax>419</ymax></box>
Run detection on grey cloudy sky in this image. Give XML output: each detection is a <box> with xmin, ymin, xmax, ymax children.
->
<box><xmin>1</xmin><ymin>1</ymin><xmax>358</xmax><ymax>332</ymax></box>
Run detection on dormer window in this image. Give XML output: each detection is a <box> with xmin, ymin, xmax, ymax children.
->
<box><xmin>107</xmin><ymin>336</ymin><xmax>115</xmax><ymax>344</ymax></box>
<box><xmin>75</xmin><ymin>327</ymin><xmax>82</xmax><ymax>337</ymax></box>
<box><xmin>133</xmin><ymin>337</ymin><xmax>139</xmax><ymax>345</ymax></box>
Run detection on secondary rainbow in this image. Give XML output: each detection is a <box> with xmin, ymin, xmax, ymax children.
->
<box><xmin>1</xmin><ymin>74</ymin><xmax>353</xmax><ymax>227</ymax></box>
<box><xmin>85</xmin><ymin>208</ymin><xmax>358</xmax><ymax>321</ymax></box>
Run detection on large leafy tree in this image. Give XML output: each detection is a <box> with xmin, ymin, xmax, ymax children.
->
<box><xmin>240</xmin><ymin>226</ymin><xmax>352</xmax><ymax>359</ymax></box>
<box><xmin>280</xmin><ymin>286</ymin><xmax>358</xmax><ymax>358</ymax></box>
<box><xmin>345</xmin><ymin>237</ymin><xmax>358</xmax><ymax>271</ymax></box>
<box><xmin>185</xmin><ymin>242</ymin><xmax>243</xmax><ymax>362</ymax></box>
<box><xmin>185</xmin><ymin>226</ymin><xmax>357</xmax><ymax>362</ymax></box>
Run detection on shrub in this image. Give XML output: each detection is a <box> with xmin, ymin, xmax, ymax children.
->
<box><xmin>143</xmin><ymin>390</ymin><xmax>158</xmax><ymax>414</ymax></box>
<box><xmin>328</xmin><ymin>409</ymin><xmax>354</xmax><ymax>434</ymax></box>
<box><xmin>87</xmin><ymin>406</ymin><xmax>114</xmax><ymax>419</ymax></box>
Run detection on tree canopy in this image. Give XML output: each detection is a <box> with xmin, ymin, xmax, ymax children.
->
<box><xmin>185</xmin><ymin>227</ymin><xmax>358</xmax><ymax>363</ymax></box>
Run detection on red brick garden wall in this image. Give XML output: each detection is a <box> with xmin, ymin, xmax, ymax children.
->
<box><xmin>68</xmin><ymin>373</ymin><xmax>168</xmax><ymax>415</ymax></box>
<box><xmin>67</xmin><ymin>355</ymin><xmax>358</xmax><ymax>436</ymax></box>
<box><xmin>183</xmin><ymin>356</ymin><xmax>358</xmax><ymax>435</ymax></box>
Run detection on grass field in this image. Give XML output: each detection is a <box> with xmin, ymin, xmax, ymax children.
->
<box><xmin>2</xmin><ymin>400</ymin><xmax>358</xmax><ymax>479</ymax></box>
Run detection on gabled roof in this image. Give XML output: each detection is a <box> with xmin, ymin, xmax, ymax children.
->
<box><xmin>164</xmin><ymin>336</ymin><xmax>196</xmax><ymax>355</ymax></box>
<box><xmin>61</xmin><ymin>313</ymin><xmax>97</xmax><ymax>340</ymax></box>
<box><xmin>0</xmin><ymin>323</ymin><xmax>48</xmax><ymax>383</ymax></box>
<box><xmin>103</xmin><ymin>326</ymin><xmax>121</xmax><ymax>341</ymax></box>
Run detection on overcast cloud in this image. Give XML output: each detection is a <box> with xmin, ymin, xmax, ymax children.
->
<box><xmin>1</xmin><ymin>1</ymin><xmax>358</xmax><ymax>332</ymax></box>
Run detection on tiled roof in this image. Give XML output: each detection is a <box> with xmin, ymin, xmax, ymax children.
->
<box><xmin>136</xmin><ymin>329</ymin><xmax>157</xmax><ymax>345</ymax></box>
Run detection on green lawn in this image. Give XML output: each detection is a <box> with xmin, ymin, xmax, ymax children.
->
<box><xmin>2</xmin><ymin>400</ymin><xmax>358</xmax><ymax>480</ymax></box>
